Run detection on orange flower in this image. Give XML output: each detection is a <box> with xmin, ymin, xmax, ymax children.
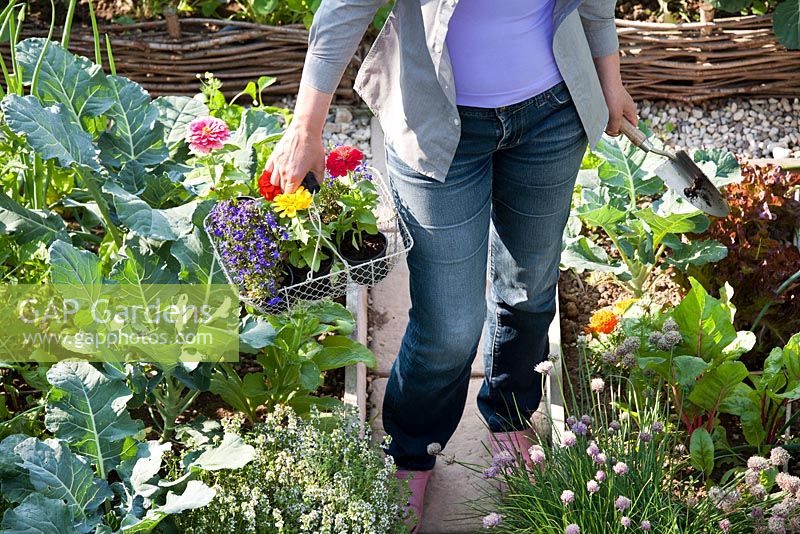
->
<box><xmin>587</xmin><ymin>309</ymin><xmax>619</xmax><ymax>335</ymax></box>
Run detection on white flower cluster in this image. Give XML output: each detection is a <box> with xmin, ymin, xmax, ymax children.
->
<box><xmin>178</xmin><ymin>405</ymin><xmax>406</xmax><ymax>533</ymax></box>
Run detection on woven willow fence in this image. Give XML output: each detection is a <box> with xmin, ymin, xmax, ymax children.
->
<box><xmin>3</xmin><ymin>14</ymin><xmax>798</xmax><ymax>103</ymax></box>
<box><xmin>0</xmin><ymin>18</ymin><xmax>360</xmax><ymax>100</ymax></box>
<box><xmin>618</xmin><ymin>15</ymin><xmax>800</xmax><ymax>103</ymax></box>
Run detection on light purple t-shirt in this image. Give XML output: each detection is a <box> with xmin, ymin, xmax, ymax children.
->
<box><xmin>445</xmin><ymin>0</ymin><xmax>563</xmax><ymax>108</ymax></box>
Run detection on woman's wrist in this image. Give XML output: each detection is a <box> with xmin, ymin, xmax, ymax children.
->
<box><xmin>593</xmin><ymin>52</ymin><xmax>623</xmax><ymax>89</ymax></box>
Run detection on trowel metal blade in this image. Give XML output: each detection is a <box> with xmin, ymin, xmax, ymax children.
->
<box><xmin>654</xmin><ymin>159</ymin><xmax>730</xmax><ymax>217</ymax></box>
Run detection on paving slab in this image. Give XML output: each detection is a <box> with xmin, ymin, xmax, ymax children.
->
<box><xmin>369</xmin><ymin>377</ymin><xmax>489</xmax><ymax>533</ymax></box>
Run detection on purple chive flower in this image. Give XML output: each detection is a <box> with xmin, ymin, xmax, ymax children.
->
<box><xmin>483</xmin><ymin>466</ymin><xmax>500</xmax><ymax>479</ymax></box>
<box><xmin>641</xmin><ymin>520</ymin><xmax>651</xmax><ymax>531</ymax></box>
<box><xmin>207</xmin><ymin>198</ymin><xmax>289</xmax><ymax>305</ymax></box>
<box><xmin>595</xmin><ymin>470</ymin><xmax>606</xmax><ymax>482</ymax></box>
<box><xmin>560</xmin><ymin>431</ymin><xmax>577</xmax><ymax>448</ymax></box>
<box><xmin>771</xmin><ymin>447</ymin><xmax>791</xmax><ymax>466</ymax></box>
<box><xmin>615</xmin><ymin>496</ymin><xmax>632</xmax><ymax>511</ymax></box>
<box><xmin>587</xmin><ymin>480</ymin><xmax>600</xmax><ymax>494</ymax></box>
<box><xmin>586</xmin><ymin>442</ymin><xmax>600</xmax><ymax>457</ymax></box>
<box><xmin>492</xmin><ymin>450</ymin><xmax>514</xmax><ymax>468</ymax></box>
<box><xmin>580</xmin><ymin>415</ymin><xmax>593</xmax><ymax>426</ymax></box>
<box><xmin>565</xmin><ymin>524</ymin><xmax>580</xmax><ymax>534</ymax></box>
<box><xmin>621</xmin><ymin>517</ymin><xmax>632</xmax><ymax>528</ymax></box>
<box><xmin>593</xmin><ymin>453</ymin><xmax>607</xmax><ymax>465</ymax></box>
<box><xmin>651</xmin><ymin>421</ymin><xmax>664</xmax><ymax>434</ymax></box>
<box><xmin>609</xmin><ymin>421</ymin><xmax>621</xmax><ymax>433</ymax></box>
<box><xmin>639</xmin><ymin>431</ymin><xmax>652</xmax><ymax>443</ymax></box>
<box><xmin>613</xmin><ymin>462</ymin><xmax>629</xmax><ymax>475</ymax></box>
<box><xmin>561</xmin><ymin>489</ymin><xmax>575</xmax><ymax>505</ymax></box>
<box><xmin>529</xmin><ymin>445</ymin><xmax>546</xmax><ymax>466</ymax></box>
<box><xmin>482</xmin><ymin>512</ymin><xmax>502</xmax><ymax>529</ymax></box>
<box><xmin>719</xmin><ymin>519</ymin><xmax>732</xmax><ymax>532</ymax></box>
<box><xmin>566</xmin><ymin>416</ymin><xmax>578</xmax><ymax>427</ymax></box>
<box><xmin>748</xmin><ymin>456</ymin><xmax>770</xmax><ymax>472</ymax></box>
<box><xmin>571</xmin><ymin>422</ymin><xmax>588</xmax><ymax>435</ymax></box>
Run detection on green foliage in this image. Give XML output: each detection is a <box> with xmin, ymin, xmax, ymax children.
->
<box><xmin>562</xmin><ymin>127</ymin><xmax>734</xmax><ymax>296</ymax></box>
<box><xmin>473</xmin><ymin>360</ymin><xmax>782</xmax><ymax>533</ymax></box>
<box><xmin>175</xmin><ymin>406</ymin><xmax>408</xmax><ymax>533</ymax></box>
<box><xmin>638</xmin><ymin>279</ymin><xmax>756</xmax><ymax>456</ymax></box>
<box><xmin>211</xmin><ymin>301</ymin><xmax>375</xmax><ymax>421</ymax></box>
<box><xmin>688</xmin><ymin>163</ymin><xmax>800</xmax><ymax>359</ymax></box>
<box><xmin>719</xmin><ymin>333</ymin><xmax>800</xmax><ymax>449</ymax></box>
<box><xmin>0</xmin><ymin>360</ymin><xmax>249</xmax><ymax>533</ymax></box>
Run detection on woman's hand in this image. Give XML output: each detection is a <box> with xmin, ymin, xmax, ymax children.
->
<box><xmin>593</xmin><ymin>53</ymin><xmax>638</xmax><ymax>136</ymax></box>
<box><xmin>265</xmin><ymin>83</ymin><xmax>334</xmax><ymax>193</ymax></box>
<box><xmin>265</xmin><ymin>124</ymin><xmax>326</xmax><ymax>193</ymax></box>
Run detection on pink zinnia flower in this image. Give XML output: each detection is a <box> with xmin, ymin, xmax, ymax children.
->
<box><xmin>186</xmin><ymin>116</ymin><xmax>230</xmax><ymax>154</ymax></box>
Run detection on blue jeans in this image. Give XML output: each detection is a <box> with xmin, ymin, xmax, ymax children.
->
<box><xmin>382</xmin><ymin>82</ymin><xmax>587</xmax><ymax>471</ymax></box>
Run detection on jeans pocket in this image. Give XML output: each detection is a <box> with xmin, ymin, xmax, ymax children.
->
<box><xmin>545</xmin><ymin>81</ymin><xmax>573</xmax><ymax>110</ymax></box>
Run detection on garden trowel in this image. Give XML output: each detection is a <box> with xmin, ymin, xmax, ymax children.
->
<box><xmin>619</xmin><ymin>119</ymin><xmax>730</xmax><ymax>217</ymax></box>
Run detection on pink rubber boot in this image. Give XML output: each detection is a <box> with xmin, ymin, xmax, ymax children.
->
<box><xmin>489</xmin><ymin>429</ymin><xmax>537</xmax><ymax>467</ymax></box>
<box><xmin>396</xmin><ymin>469</ymin><xmax>433</xmax><ymax>533</ymax></box>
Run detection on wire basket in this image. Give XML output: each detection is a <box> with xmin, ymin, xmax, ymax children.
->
<box><xmin>204</xmin><ymin>167</ymin><xmax>413</xmax><ymax>315</ymax></box>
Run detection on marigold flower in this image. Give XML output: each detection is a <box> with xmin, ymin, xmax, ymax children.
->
<box><xmin>186</xmin><ymin>116</ymin><xmax>230</xmax><ymax>154</ymax></box>
<box><xmin>587</xmin><ymin>309</ymin><xmax>619</xmax><ymax>335</ymax></box>
<box><xmin>258</xmin><ymin>170</ymin><xmax>282</xmax><ymax>201</ymax></box>
<box><xmin>326</xmin><ymin>145</ymin><xmax>364</xmax><ymax>177</ymax></box>
<box><xmin>274</xmin><ymin>187</ymin><xmax>313</xmax><ymax>218</ymax></box>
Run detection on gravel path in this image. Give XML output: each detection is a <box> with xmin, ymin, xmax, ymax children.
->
<box><xmin>324</xmin><ymin>96</ymin><xmax>800</xmax><ymax>163</ymax></box>
<box><xmin>640</xmin><ymin>97</ymin><xmax>800</xmax><ymax>159</ymax></box>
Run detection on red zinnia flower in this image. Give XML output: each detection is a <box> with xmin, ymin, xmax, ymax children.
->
<box><xmin>258</xmin><ymin>170</ymin><xmax>282</xmax><ymax>201</ymax></box>
<box><xmin>326</xmin><ymin>145</ymin><xmax>364</xmax><ymax>177</ymax></box>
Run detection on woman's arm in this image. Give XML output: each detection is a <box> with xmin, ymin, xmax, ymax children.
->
<box><xmin>578</xmin><ymin>0</ymin><xmax>638</xmax><ymax>137</ymax></box>
<box><xmin>267</xmin><ymin>0</ymin><xmax>386</xmax><ymax>193</ymax></box>
<box><xmin>594</xmin><ymin>53</ymin><xmax>638</xmax><ymax>137</ymax></box>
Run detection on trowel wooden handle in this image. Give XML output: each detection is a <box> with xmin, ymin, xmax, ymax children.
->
<box><xmin>619</xmin><ymin>118</ymin><xmax>649</xmax><ymax>149</ymax></box>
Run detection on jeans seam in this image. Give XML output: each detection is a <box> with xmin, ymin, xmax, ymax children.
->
<box><xmin>487</xmin><ymin>239</ymin><xmax>502</xmax><ymax>388</ymax></box>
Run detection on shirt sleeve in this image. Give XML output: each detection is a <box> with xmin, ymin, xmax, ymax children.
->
<box><xmin>300</xmin><ymin>0</ymin><xmax>387</xmax><ymax>94</ymax></box>
<box><xmin>577</xmin><ymin>0</ymin><xmax>619</xmax><ymax>58</ymax></box>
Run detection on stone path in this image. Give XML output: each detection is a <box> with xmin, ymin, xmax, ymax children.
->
<box><xmin>367</xmin><ymin>119</ymin><xmax>564</xmax><ymax>533</ymax></box>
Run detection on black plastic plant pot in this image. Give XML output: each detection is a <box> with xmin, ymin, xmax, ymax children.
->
<box><xmin>286</xmin><ymin>257</ymin><xmax>337</xmax><ymax>303</ymax></box>
<box><xmin>340</xmin><ymin>231</ymin><xmax>389</xmax><ymax>286</ymax></box>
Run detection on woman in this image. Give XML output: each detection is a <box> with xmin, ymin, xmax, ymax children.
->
<box><xmin>265</xmin><ymin>0</ymin><xmax>637</xmax><ymax>528</ymax></box>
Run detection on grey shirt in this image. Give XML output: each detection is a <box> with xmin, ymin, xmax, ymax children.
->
<box><xmin>301</xmin><ymin>0</ymin><xmax>619</xmax><ymax>182</ymax></box>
